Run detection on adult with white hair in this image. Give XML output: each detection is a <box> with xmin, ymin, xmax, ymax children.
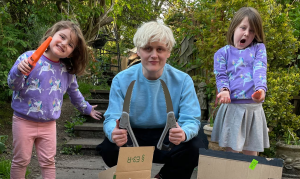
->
<box><xmin>97</xmin><ymin>21</ymin><xmax>207</xmax><ymax>179</ymax></box>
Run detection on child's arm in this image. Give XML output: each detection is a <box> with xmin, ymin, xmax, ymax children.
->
<box><xmin>252</xmin><ymin>43</ymin><xmax>267</xmax><ymax>97</ymax></box>
<box><xmin>214</xmin><ymin>49</ymin><xmax>231</xmax><ymax>103</ymax></box>
<box><xmin>7</xmin><ymin>52</ymin><xmax>31</xmax><ymax>91</ymax></box>
<box><xmin>66</xmin><ymin>75</ymin><xmax>101</xmax><ymax>120</ymax></box>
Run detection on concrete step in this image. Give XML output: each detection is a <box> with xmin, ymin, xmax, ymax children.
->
<box><xmin>64</xmin><ymin>138</ymin><xmax>104</xmax><ymax>155</ymax></box>
<box><xmin>90</xmin><ymin>89</ymin><xmax>110</xmax><ymax>100</ymax></box>
<box><xmin>86</xmin><ymin>99</ymin><xmax>109</xmax><ymax>110</ymax></box>
<box><xmin>74</xmin><ymin>123</ymin><xmax>105</xmax><ymax>138</ymax></box>
<box><xmin>80</xmin><ymin>109</ymin><xmax>106</xmax><ymax>123</ymax></box>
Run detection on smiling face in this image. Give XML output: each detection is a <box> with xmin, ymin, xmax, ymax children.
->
<box><xmin>44</xmin><ymin>28</ymin><xmax>77</xmax><ymax>61</ymax></box>
<box><xmin>233</xmin><ymin>17</ymin><xmax>255</xmax><ymax>49</ymax></box>
<box><xmin>137</xmin><ymin>41</ymin><xmax>170</xmax><ymax>80</ymax></box>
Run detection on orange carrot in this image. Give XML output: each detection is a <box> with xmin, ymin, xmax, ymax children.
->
<box><xmin>23</xmin><ymin>36</ymin><xmax>52</xmax><ymax>76</ymax></box>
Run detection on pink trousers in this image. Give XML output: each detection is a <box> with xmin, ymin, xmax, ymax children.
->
<box><xmin>10</xmin><ymin>115</ymin><xmax>56</xmax><ymax>179</ymax></box>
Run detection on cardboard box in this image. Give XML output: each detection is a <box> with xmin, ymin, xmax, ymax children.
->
<box><xmin>98</xmin><ymin>146</ymin><xmax>155</xmax><ymax>179</ymax></box>
<box><xmin>197</xmin><ymin>148</ymin><xmax>283</xmax><ymax>179</ymax></box>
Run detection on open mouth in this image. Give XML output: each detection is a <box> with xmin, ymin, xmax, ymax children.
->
<box><xmin>240</xmin><ymin>39</ymin><xmax>246</xmax><ymax>44</ymax></box>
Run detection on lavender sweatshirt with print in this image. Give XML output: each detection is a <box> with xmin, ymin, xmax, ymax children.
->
<box><xmin>214</xmin><ymin>43</ymin><xmax>267</xmax><ymax>104</ymax></box>
<box><xmin>7</xmin><ymin>51</ymin><xmax>92</xmax><ymax>122</ymax></box>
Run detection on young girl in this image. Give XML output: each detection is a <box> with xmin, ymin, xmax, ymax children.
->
<box><xmin>7</xmin><ymin>20</ymin><xmax>102</xmax><ymax>178</ymax></box>
<box><xmin>211</xmin><ymin>7</ymin><xmax>269</xmax><ymax>156</ymax></box>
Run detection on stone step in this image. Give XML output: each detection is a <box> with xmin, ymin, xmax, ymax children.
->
<box><xmin>80</xmin><ymin>109</ymin><xmax>106</xmax><ymax>123</ymax></box>
<box><xmin>74</xmin><ymin>123</ymin><xmax>105</xmax><ymax>138</ymax></box>
<box><xmin>86</xmin><ymin>99</ymin><xmax>109</xmax><ymax>110</ymax></box>
<box><xmin>64</xmin><ymin>138</ymin><xmax>104</xmax><ymax>155</ymax></box>
<box><xmin>90</xmin><ymin>89</ymin><xmax>110</xmax><ymax>100</ymax></box>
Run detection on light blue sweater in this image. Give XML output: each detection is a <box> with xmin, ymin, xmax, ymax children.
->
<box><xmin>103</xmin><ymin>63</ymin><xmax>201</xmax><ymax>143</ymax></box>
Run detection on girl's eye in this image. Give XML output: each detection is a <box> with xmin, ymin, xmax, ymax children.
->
<box><xmin>69</xmin><ymin>44</ymin><xmax>73</xmax><ymax>48</ymax></box>
<box><xmin>60</xmin><ymin>35</ymin><xmax>65</xmax><ymax>39</ymax></box>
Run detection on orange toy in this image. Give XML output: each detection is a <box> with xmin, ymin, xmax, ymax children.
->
<box><xmin>252</xmin><ymin>90</ymin><xmax>261</xmax><ymax>99</ymax></box>
<box><xmin>23</xmin><ymin>36</ymin><xmax>52</xmax><ymax>76</ymax></box>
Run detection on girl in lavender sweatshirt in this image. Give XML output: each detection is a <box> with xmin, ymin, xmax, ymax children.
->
<box><xmin>211</xmin><ymin>7</ymin><xmax>269</xmax><ymax>156</ymax></box>
<box><xmin>7</xmin><ymin>20</ymin><xmax>102</xmax><ymax>178</ymax></box>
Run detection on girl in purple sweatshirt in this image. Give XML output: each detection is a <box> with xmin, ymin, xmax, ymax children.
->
<box><xmin>211</xmin><ymin>7</ymin><xmax>269</xmax><ymax>156</ymax></box>
<box><xmin>7</xmin><ymin>20</ymin><xmax>102</xmax><ymax>178</ymax></box>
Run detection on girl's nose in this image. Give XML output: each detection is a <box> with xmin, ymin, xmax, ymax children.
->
<box><xmin>244</xmin><ymin>30</ymin><xmax>249</xmax><ymax>36</ymax></box>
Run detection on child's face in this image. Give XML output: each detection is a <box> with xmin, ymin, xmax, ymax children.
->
<box><xmin>233</xmin><ymin>17</ymin><xmax>255</xmax><ymax>49</ymax></box>
<box><xmin>47</xmin><ymin>28</ymin><xmax>77</xmax><ymax>61</ymax></box>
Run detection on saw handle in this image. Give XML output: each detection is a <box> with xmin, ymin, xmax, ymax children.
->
<box><xmin>119</xmin><ymin>112</ymin><xmax>139</xmax><ymax>147</ymax></box>
<box><xmin>157</xmin><ymin>112</ymin><xmax>177</xmax><ymax>151</ymax></box>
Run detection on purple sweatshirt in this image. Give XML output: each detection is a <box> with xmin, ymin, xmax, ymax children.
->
<box><xmin>214</xmin><ymin>43</ymin><xmax>267</xmax><ymax>104</ymax></box>
<box><xmin>7</xmin><ymin>51</ymin><xmax>92</xmax><ymax>122</ymax></box>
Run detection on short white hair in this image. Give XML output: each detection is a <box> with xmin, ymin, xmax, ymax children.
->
<box><xmin>133</xmin><ymin>21</ymin><xmax>176</xmax><ymax>51</ymax></box>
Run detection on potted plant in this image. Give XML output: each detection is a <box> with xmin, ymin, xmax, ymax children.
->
<box><xmin>276</xmin><ymin>128</ymin><xmax>300</xmax><ymax>178</ymax></box>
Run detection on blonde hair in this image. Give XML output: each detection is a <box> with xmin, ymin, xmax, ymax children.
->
<box><xmin>227</xmin><ymin>7</ymin><xmax>266</xmax><ymax>46</ymax></box>
<box><xmin>133</xmin><ymin>21</ymin><xmax>175</xmax><ymax>51</ymax></box>
<box><xmin>41</xmin><ymin>20</ymin><xmax>88</xmax><ymax>76</ymax></box>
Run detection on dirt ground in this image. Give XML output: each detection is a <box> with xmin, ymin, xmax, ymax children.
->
<box><xmin>0</xmin><ymin>97</ymin><xmax>81</xmax><ymax>179</ymax></box>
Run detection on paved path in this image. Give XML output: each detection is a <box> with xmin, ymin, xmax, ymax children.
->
<box><xmin>36</xmin><ymin>155</ymin><xmax>198</xmax><ymax>179</ymax></box>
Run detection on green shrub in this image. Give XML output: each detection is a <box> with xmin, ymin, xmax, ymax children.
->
<box><xmin>262</xmin><ymin>67</ymin><xmax>300</xmax><ymax>156</ymax></box>
<box><xmin>0</xmin><ymin>157</ymin><xmax>30</xmax><ymax>179</ymax></box>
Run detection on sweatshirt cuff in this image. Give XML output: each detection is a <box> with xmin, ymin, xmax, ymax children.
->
<box><xmin>83</xmin><ymin>102</ymin><xmax>92</xmax><ymax>115</ymax></box>
<box><xmin>255</xmin><ymin>86</ymin><xmax>267</xmax><ymax>93</ymax></box>
<box><xmin>12</xmin><ymin>66</ymin><xmax>25</xmax><ymax>77</ymax></box>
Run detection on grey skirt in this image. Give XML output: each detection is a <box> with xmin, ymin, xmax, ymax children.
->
<box><xmin>211</xmin><ymin>103</ymin><xmax>270</xmax><ymax>152</ymax></box>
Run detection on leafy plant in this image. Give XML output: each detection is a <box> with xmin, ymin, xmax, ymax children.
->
<box><xmin>0</xmin><ymin>157</ymin><xmax>30</xmax><ymax>179</ymax></box>
<box><xmin>64</xmin><ymin>110</ymin><xmax>87</xmax><ymax>137</ymax></box>
<box><xmin>0</xmin><ymin>135</ymin><xmax>8</xmax><ymax>154</ymax></box>
<box><xmin>284</xmin><ymin>128</ymin><xmax>300</xmax><ymax>145</ymax></box>
<box><xmin>60</xmin><ymin>145</ymin><xmax>82</xmax><ymax>155</ymax></box>
<box><xmin>262</xmin><ymin>67</ymin><xmax>300</xmax><ymax>156</ymax></box>
<box><xmin>208</xmin><ymin>104</ymin><xmax>220</xmax><ymax>127</ymax></box>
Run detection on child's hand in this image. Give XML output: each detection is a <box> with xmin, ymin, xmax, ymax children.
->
<box><xmin>89</xmin><ymin>105</ymin><xmax>102</xmax><ymax>120</ymax></box>
<box><xmin>17</xmin><ymin>58</ymin><xmax>32</xmax><ymax>74</ymax></box>
<box><xmin>217</xmin><ymin>90</ymin><xmax>231</xmax><ymax>104</ymax></box>
<box><xmin>252</xmin><ymin>89</ymin><xmax>265</xmax><ymax>103</ymax></box>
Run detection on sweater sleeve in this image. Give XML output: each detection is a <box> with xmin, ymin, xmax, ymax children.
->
<box><xmin>7</xmin><ymin>52</ymin><xmax>30</xmax><ymax>91</ymax></box>
<box><xmin>66</xmin><ymin>74</ymin><xmax>92</xmax><ymax>115</ymax></box>
<box><xmin>103</xmin><ymin>76</ymin><xmax>123</xmax><ymax>143</ymax></box>
<box><xmin>214</xmin><ymin>48</ymin><xmax>229</xmax><ymax>92</ymax></box>
<box><xmin>178</xmin><ymin>75</ymin><xmax>201</xmax><ymax>142</ymax></box>
<box><xmin>253</xmin><ymin>43</ymin><xmax>267</xmax><ymax>92</ymax></box>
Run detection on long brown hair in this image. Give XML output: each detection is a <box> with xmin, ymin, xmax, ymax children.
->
<box><xmin>226</xmin><ymin>7</ymin><xmax>266</xmax><ymax>46</ymax></box>
<box><xmin>40</xmin><ymin>20</ymin><xmax>88</xmax><ymax>76</ymax></box>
